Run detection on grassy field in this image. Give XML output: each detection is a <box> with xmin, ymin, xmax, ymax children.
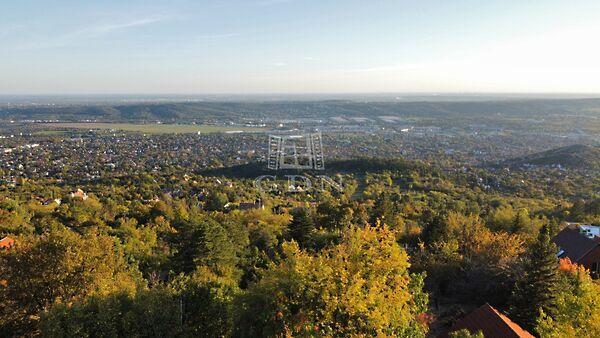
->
<box><xmin>33</xmin><ymin>130</ymin><xmax>69</xmax><ymax>136</ymax></box>
<box><xmin>41</xmin><ymin>123</ymin><xmax>265</xmax><ymax>134</ymax></box>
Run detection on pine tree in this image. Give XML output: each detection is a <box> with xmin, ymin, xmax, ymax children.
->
<box><xmin>287</xmin><ymin>207</ymin><xmax>315</xmax><ymax>249</ymax></box>
<box><xmin>511</xmin><ymin>209</ymin><xmax>528</xmax><ymax>233</ymax></box>
<box><xmin>510</xmin><ymin>223</ymin><xmax>559</xmax><ymax>332</ymax></box>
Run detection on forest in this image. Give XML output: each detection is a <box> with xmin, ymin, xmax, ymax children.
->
<box><xmin>1</xmin><ymin>153</ymin><xmax>599</xmax><ymax>337</ymax></box>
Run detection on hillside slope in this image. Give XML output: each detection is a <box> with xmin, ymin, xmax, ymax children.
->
<box><xmin>502</xmin><ymin>144</ymin><xmax>600</xmax><ymax>170</ymax></box>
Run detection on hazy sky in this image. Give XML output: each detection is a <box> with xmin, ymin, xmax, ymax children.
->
<box><xmin>2</xmin><ymin>0</ymin><xmax>600</xmax><ymax>94</ymax></box>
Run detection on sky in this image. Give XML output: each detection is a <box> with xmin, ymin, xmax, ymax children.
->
<box><xmin>2</xmin><ymin>0</ymin><xmax>600</xmax><ymax>95</ymax></box>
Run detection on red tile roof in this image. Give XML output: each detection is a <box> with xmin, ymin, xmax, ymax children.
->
<box><xmin>0</xmin><ymin>236</ymin><xmax>15</xmax><ymax>250</ymax></box>
<box><xmin>444</xmin><ymin>304</ymin><xmax>534</xmax><ymax>338</ymax></box>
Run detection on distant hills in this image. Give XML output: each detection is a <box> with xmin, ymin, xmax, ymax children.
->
<box><xmin>2</xmin><ymin>98</ymin><xmax>600</xmax><ymax>122</ymax></box>
<box><xmin>502</xmin><ymin>144</ymin><xmax>600</xmax><ymax>170</ymax></box>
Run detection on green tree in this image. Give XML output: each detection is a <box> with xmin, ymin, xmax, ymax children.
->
<box><xmin>172</xmin><ymin>213</ymin><xmax>239</xmax><ymax>275</ymax></box>
<box><xmin>511</xmin><ymin>208</ymin><xmax>530</xmax><ymax>234</ymax></box>
<box><xmin>369</xmin><ymin>192</ymin><xmax>395</xmax><ymax>226</ymax></box>
<box><xmin>204</xmin><ymin>191</ymin><xmax>229</xmax><ymax>212</ymax></box>
<box><xmin>0</xmin><ymin>228</ymin><xmax>141</xmax><ymax>336</ymax></box>
<box><xmin>287</xmin><ymin>207</ymin><xmax>315</xmax><ymax>249</ymax></box>
<box><xmin>111</xmin><ymin>216</ymin><xmax>165</xmax><ymax>275</ymax></box>
<box><xmin>169</xmin><ymin>269</ymin><xmax>239</xmax><ymax>337</ymax></box>
<box><xmin>415</xmin><ymin>212</ymin><xmax>524</xmax><ymax>305</ymax></box>
<box><xmin>510</xmin><ymin>223</ymin><xmax>559</xmax><ymax>332</ymax></box>
<box><xmin>235</xmin><ymin>225</ymin><xmax>430</xmax><ymax>337</ymax></box>
<box><xmin>450</xmin><ymin>329</ymin><xmax>484</xmax><ymax>338</ymax></box>
<box><xmin>42</xmin><ymin>270</ymin><xmax>239</xmax><ymax>338</ymax></box>
<box><xmin>316</xmin><ymin>200</ymin><xmax>353</xmax><ymax>232</ymax></box>
<box><xmin>536</xmin><ymin>259</ymin><xmax>600</xmax><ymax>337</ymax></box>
<box><xmin>41</xmin><ymin>289</ymin><xmax>182</xmax><ymax>338</ymax></box>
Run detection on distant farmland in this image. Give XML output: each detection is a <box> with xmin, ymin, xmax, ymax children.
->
<box><xmin>40</xmin><ymin>123</ymin><xmax>265</xmax><ymax>134</ymax></box>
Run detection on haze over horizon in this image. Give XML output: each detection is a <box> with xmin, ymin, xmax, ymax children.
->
<box><xmin>3</xmin><ymin>0</ymin><xmax>600</xmax><ymax>95</ymax></box>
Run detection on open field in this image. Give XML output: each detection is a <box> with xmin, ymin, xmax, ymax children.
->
<box><xmin>33</xmin><ymin>130</ymin><xmax>69</xmax><ymax>136</ymax></box>
<box><xmin>40</xmin><ymin>123</ymin><xmax>266</xmax><ymax>134</ymax></box>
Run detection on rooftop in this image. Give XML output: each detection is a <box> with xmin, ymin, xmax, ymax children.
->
<box><xmin>553</xmin><ymin>224</ymin><xmax>600</xmax><ymax>263</ymax></box>
<box><xmin>443</xmin><ymin>303</ymin><xmax>534</xmax><ymax>338</ymax></box>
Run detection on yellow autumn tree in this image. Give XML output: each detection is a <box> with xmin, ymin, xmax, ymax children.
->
<box><xmin>0</xmin><ymin>228</ymin><xmax>142</xmax><ymax>335</ymax></box>
<box><xmin>235</xmin><ymin>225</ymin><xmax>429</xmax><ymax>337</ymax></box>
<box><xmin>536</xmin><ymin>258</ymin><xmax>600</xmax><ymax>337</ymax></box>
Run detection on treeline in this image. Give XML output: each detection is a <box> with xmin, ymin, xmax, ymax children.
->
<box><xmin>3</xmin><ymin>98</ymin><xmax>600</xmax><ymax>122</ymax></box>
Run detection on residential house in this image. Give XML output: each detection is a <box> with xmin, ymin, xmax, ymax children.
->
<box><xmin>441</xmin><ymin>303</ymin><xmax>534</xmax><ymax>338</ymax></box>
<box><xmin>69</xmin><ymin>189</ymin><xmax>89</xmax><ymax>200</ymax></box>
<box><xmin>553</xmin><ymin>224</ymin><xmax>600</xmax><ymax>276</ymax></box>
<box><xmin>238</xmin><ymin>199</ymin><xmax>264</xmax><ymax>210</ymax></box>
